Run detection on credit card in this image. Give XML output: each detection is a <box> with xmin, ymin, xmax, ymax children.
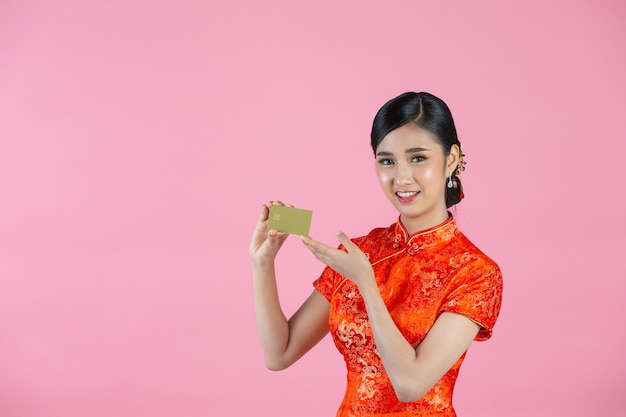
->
<box><xmin>267</xmin><ymin>205</ymin><xmax>313</xmax><ymax>235</ymax></box>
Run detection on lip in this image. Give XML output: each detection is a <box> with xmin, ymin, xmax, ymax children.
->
<box><xmin>395</xmin><ymin>190</ymin><xmax>419</xmax><ymax>203</ymax></box>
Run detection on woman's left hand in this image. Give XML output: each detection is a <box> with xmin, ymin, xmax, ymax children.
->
<box><xmin>301</xmin><ymin>231</ymin><xmax>374</xmax><ymax>288</ymax></box>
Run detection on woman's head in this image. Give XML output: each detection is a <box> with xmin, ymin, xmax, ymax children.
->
<box><xmin>371</xmin><ymin>92</ymin><xmax>465</xmax><ymax>208</ymax></box>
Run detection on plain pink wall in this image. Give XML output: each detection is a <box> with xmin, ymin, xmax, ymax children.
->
<box><xmin>1</xmin><ymin>1</ymin><xmax>625</xmax><ymax>416</ymax></box>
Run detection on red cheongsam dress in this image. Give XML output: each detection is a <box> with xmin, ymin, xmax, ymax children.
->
<box><xmin>313</xmin><ymin>215</ymin><xmax>503</xmax><ymax>417</ymax></box>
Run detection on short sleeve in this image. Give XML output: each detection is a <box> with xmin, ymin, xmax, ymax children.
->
<box><xmin>313</xmin><ymin>265</ymin><xmax>338</xmax><ymax>302</ymax></box>
<box><xmin>441</xmin><ymin>259</ymin><xmax>503</xmax><ymax>341</ymax></box>
<box><xmin>313</xmin><ymin>240</ymin><xmax>359</xmax><ymax>302</ymax></box>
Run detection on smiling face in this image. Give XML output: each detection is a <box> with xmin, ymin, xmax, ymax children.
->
<box><xmin>375</xmin><ymin>123</ymin><xmax>459</xmax><ymax>235</ymax></box>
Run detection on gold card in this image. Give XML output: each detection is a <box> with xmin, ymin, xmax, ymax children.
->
<box><xmin>267</xmin><ymin>205</ymin><xmax>313</xmax><ymax>236</ymax></box>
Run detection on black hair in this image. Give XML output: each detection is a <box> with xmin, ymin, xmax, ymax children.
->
<box><xmin>370</xmin><ymin>91</ymin><xmax>464</xmax><ymax>208</ymax></box>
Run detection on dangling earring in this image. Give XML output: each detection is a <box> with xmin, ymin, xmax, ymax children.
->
<box><xmin>447</xmin><ymin>175</ymin><xmax>453</xmax><ymax>188</ymax></box>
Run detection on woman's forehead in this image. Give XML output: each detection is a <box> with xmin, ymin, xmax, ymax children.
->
<box><xmin>377</xmin><ymin>124</ymin><xmax>442</xmax><ymax>153</ymax></box>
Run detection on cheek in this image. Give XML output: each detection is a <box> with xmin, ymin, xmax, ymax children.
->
<box><xmin>418</xmin><ymin>163</ymin><xmax>445</xmax><ymax>183</ymax></box>
<box><xmin>376</xmin><ymin>168</ymin><xmax>393</xmax><ymax>186</ymax></box>
<box><xmin>419</xmin><ymin>166</ymin><xmax>436</xmax><ymax>181</ymax></box>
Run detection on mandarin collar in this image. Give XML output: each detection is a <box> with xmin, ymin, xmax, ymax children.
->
<box><xmin>392</xmin><ymin>213</ymin><xmax>457</xmax><ymax>256</ymax></box>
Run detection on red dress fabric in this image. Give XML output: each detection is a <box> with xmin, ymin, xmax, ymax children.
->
<box><xmin>313</xmin><ymin>215</ymin><xmax>503</xmax><ymax>416</ymax></box>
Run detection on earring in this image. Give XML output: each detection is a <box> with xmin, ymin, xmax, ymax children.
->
<box><xmin>447</xmin><ymin>175</ymin><xmax>453</xmax><ymax>188</ymax></box>
<box><xmin>456</xmin><ymin>151</ymin><xmax>467</xmax><ymax>176</ymax></box>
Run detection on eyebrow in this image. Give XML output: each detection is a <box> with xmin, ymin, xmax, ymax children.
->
<box><xmin>376</xmin><ymin>147</ymin><xmax>430</xmax><ymax>157</ymax></box>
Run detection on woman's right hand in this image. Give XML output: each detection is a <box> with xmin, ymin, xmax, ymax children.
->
<box><xmin>249</xmin><ymin>201</ymin><xmax>292</xmax><ymax>267</ymax></box>
<box><xmin>250</xmin><ymin>201</ymin><xmax>331</xmax><ymax>371</ymax></box>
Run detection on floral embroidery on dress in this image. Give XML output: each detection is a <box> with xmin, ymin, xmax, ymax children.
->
<box><xmin>407</xmin><ymin>242</ymin><xmax>420</xmax><ymax>256</ymax></box>
<box><xmin>392</xmin><ymin>233</ymin><xmax>403</xmax><ymax>249</ymax></box>
<box><xmin>313</xmin><ymin>214</ymin><xmax>503</xmax><ymax>417</ymax></box>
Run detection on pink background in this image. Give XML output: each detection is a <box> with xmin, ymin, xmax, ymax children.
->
<box><xmin>1</xmin><ymin>1</ymin><xmax>625</xmax><ymax>416</ymax></box>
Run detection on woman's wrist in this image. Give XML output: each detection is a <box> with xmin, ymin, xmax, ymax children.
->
<box><xmin>355</xmin><ymin>270</ymin><xmax>377</xmax><ymax>293</ymax></box>
<box><xmin>251</xmin><ymin>257</ymin><xmax>276</xmax><ymax>272</ymax></box>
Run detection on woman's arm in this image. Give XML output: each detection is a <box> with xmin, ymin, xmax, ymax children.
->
<box><xmin>301</xmin><ymin>231</ymin><xmax>479</xmax><ymax>402</ymax></box>
<box><xmin>250</xmin><ymin>202</ymin><xmax>330</xmax><ymax>371</ymax></box>
<box><xmin>358</xmin><ymin>279</ymin><xmax>479</xmax><ymax>401</ymax></box>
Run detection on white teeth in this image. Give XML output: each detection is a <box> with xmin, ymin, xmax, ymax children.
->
<box><xmin>396</xmin><ymin>191</ymin><xmax>417</xmax><ymax>198</ymax></box>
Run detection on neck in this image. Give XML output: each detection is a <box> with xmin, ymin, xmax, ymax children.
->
<box><xmin>401</xmin><ymin>209</ymin><xmax>450</xmax><ymax>236</ymax></box>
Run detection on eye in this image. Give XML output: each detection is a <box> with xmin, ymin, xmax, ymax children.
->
<box><xmin>411</xmin><ymin>155</ymin><xmax>426</xmax><ymax>163</ymax></box>
<box><xmin>377</xmin><ymin>158</ymin><xmax>394</xmax><ymax>166</ymax></box>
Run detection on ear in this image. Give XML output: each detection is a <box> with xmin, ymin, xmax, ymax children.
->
<box><xmin>446</xmin><ymin>144</ymin><xmax>461</xmax><ymax>177</ymax></box>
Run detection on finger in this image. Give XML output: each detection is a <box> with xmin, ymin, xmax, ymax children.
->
<box><xmin>259</xmin><ymin>204</ymin><xmax>270</xmax><ymax>219</ymax></box>
<box><xmin>335</xmin><ymin>230</ymin><xmax>356</xmax><ymax>251</ymax></box>
<box><xmin>300</xmin><ymin>235</ymin><xmax>325</xmax><ymax>255</ymax></box>
<box><xmin>268</xmin><ymin>201</ymin><xmax>295</xmax><ymax>208</ymax></box>
<box><xmin>300</xmin><ymin>238</ymin><xmax>329</xmax><ymax>264</ymax></box>
<box><xmin>299</xmin><ymin>235</ymin><xmax>317</xmax><ymax>251</ymax></box>
<box><xmin>302</xmin><ymin>236</ymin><xmax>341</xmax><ymax>262</ymax></box>
<box><xmin>268</xmin><ymin>229</ymin><xmax>289</xmax><ymax>239</ymax></box>
<box><xmin>267</xmin><ymin>229</ymin><xmax>289</xmax><ymax>246</ymax></box>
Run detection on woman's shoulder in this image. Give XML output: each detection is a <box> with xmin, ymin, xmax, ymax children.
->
<box><xmin>351</xmin><ymin>223</ymin><xmax>396</xmax><ymax>246</ymax></box>
<box><xmin>450</xmin><ymin>229</ymin><xmax>502</xmax><ymax>280</ymax></box>
<box><xmin>348</xmin><ymin>223</ymin><xmax>400</xmax><ymax>263</ymax></box>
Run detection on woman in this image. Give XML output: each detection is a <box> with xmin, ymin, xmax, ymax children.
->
<box><xmin>250</xmin><ymin>92</ymin><xmax>503</xmax><ymax>416</ymax></box>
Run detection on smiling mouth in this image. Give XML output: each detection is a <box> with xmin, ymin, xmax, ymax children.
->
<box><xmin>395</xmin><ymin>190</ymin><xmax>420</xmax><ymax>202</ymax></box>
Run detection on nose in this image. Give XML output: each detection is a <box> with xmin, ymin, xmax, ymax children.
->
<box><xmin>394</xmin><ymin>162</ymin><xmax>412</xmax><ymax>185</ymax></box>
